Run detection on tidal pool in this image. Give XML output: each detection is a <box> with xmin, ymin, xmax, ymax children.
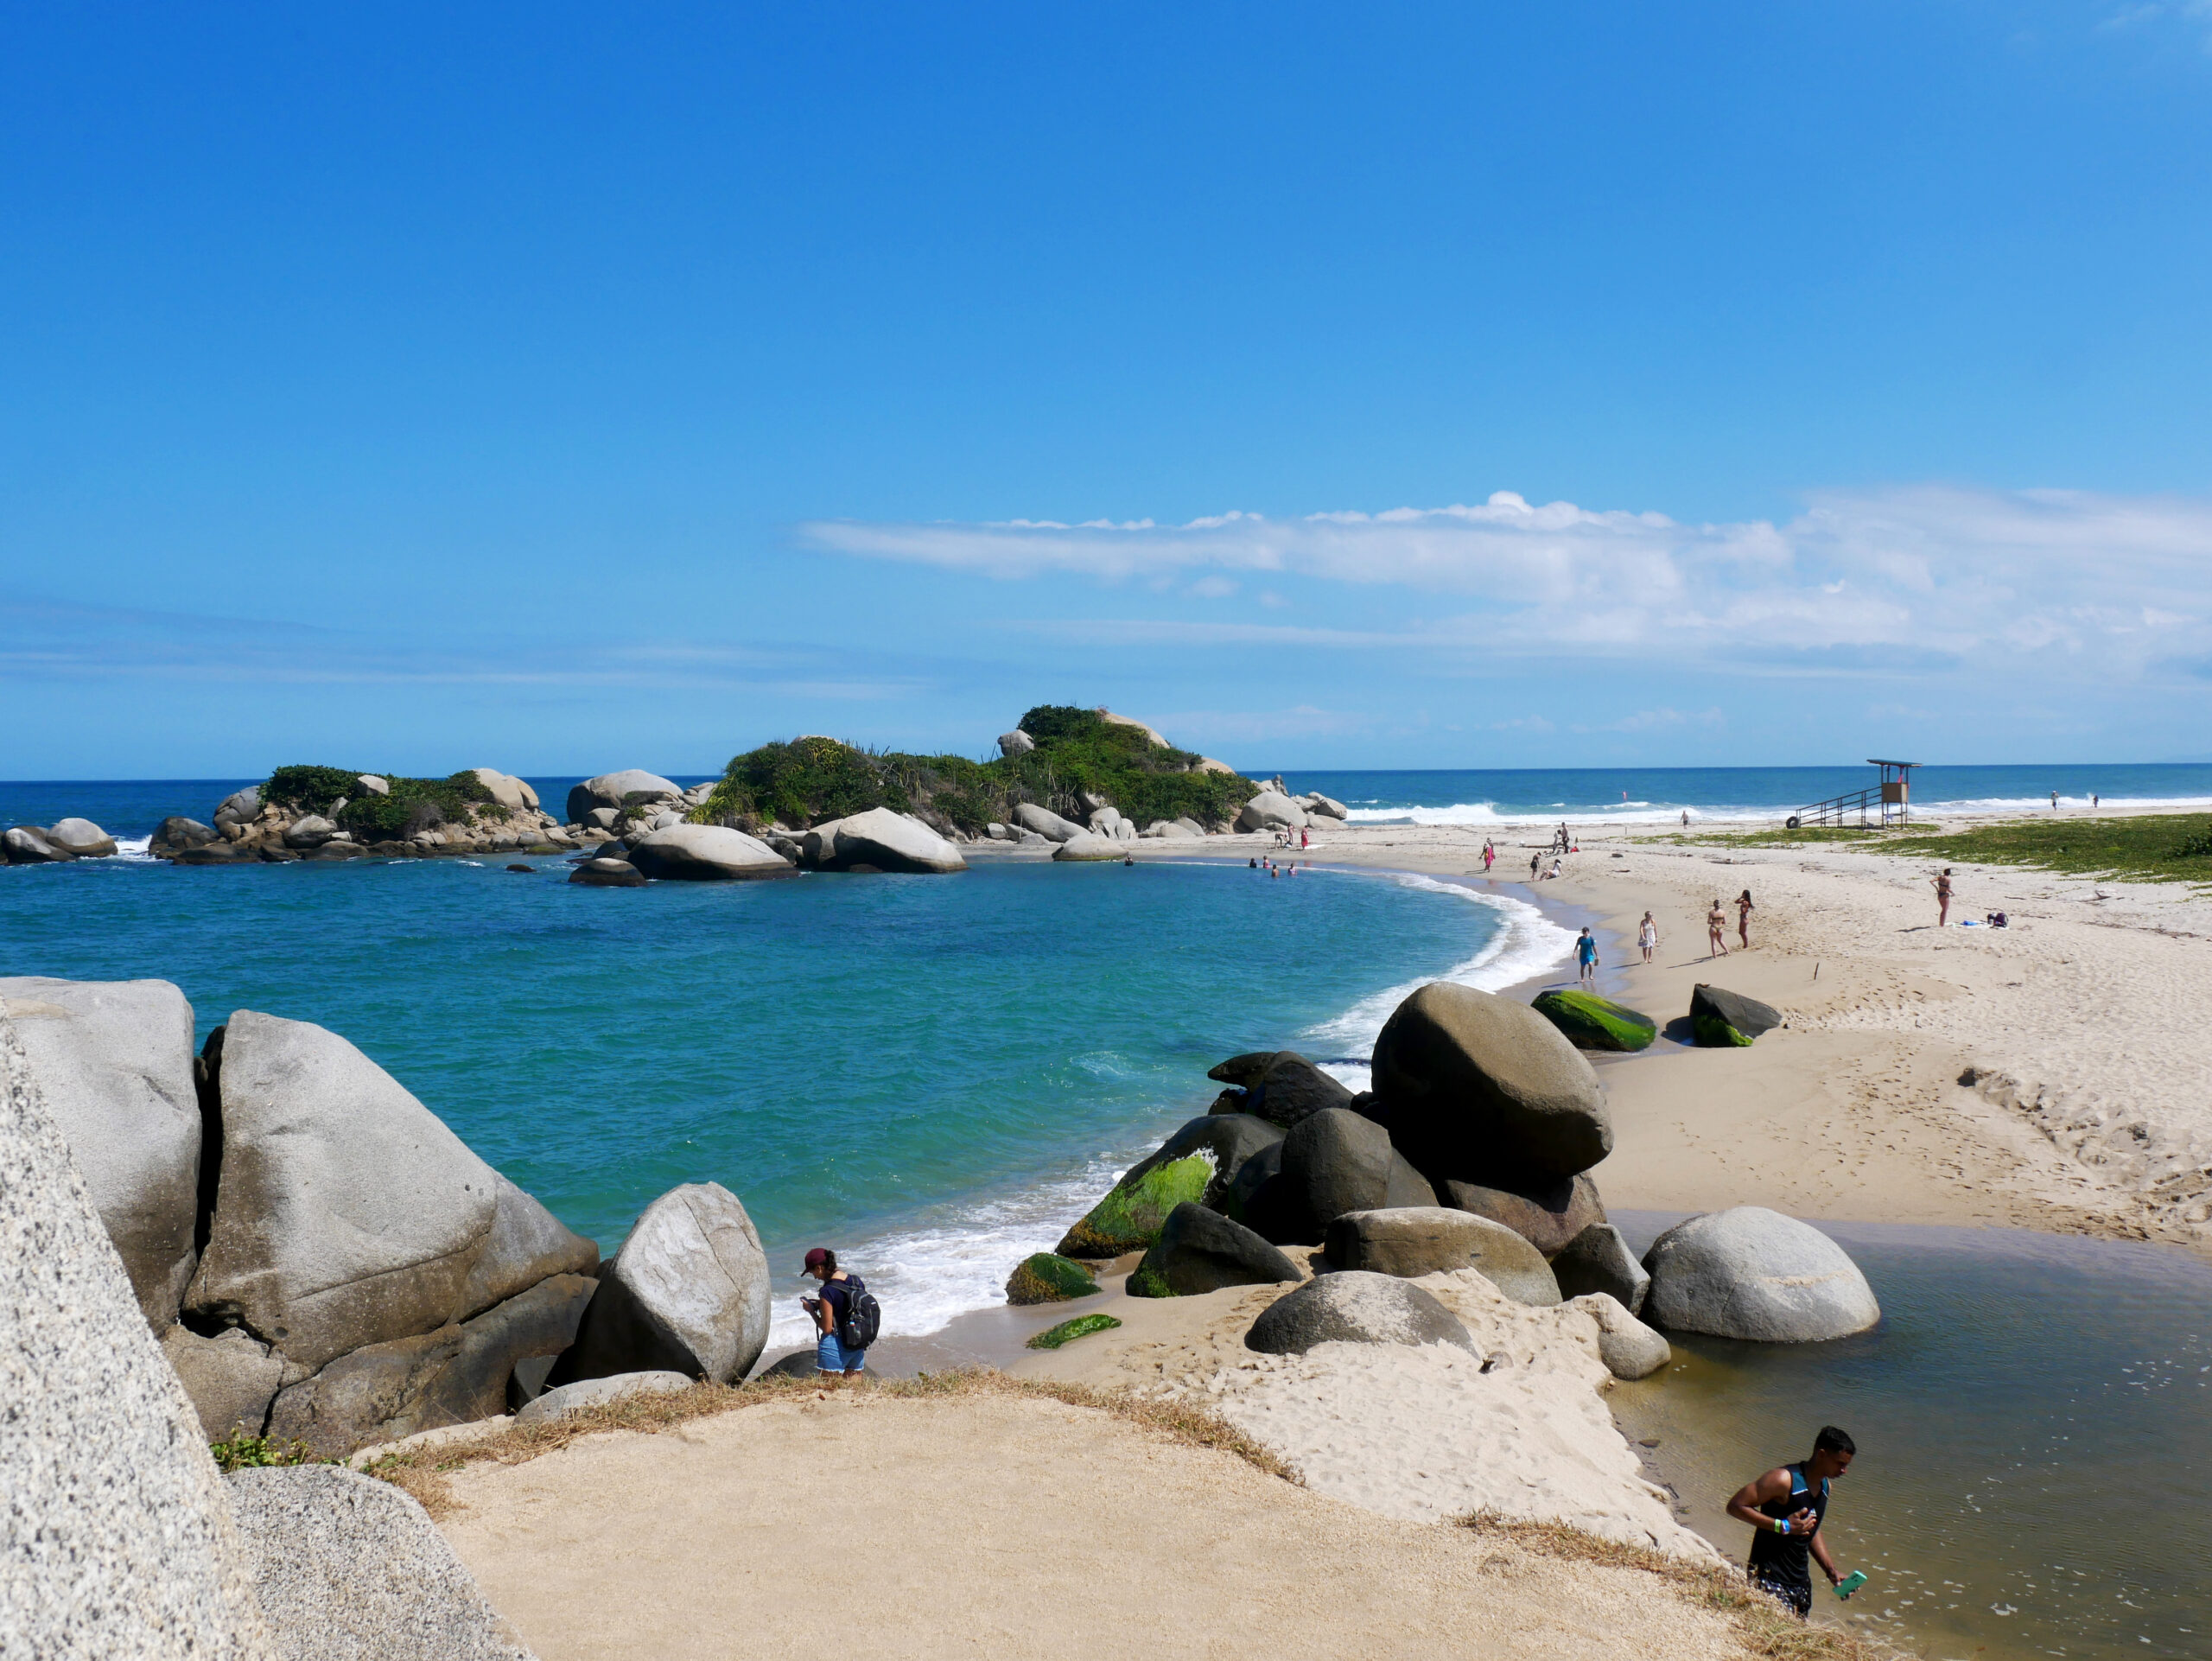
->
<box><xmin>1607</xmin><ymin>1213</ymin><xmax>2212</xmax><ymax>1660</ymax></box>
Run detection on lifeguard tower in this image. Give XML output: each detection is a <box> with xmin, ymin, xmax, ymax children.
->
<box><xmin>1787</xmin><ymin>760</ymin><xmax>1920</xmax><ymax>830</ymax></box>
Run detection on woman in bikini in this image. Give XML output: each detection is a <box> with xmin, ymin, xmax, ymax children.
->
<box><xmin>1736</xmin><ymin>888</ymin><xmax>1755</xmax><ymax>950</ymax></box>
<box><xmin>1707</xmin><ymin>899</ymin><xmax>1730</xmax><ymax>957</ymax></box>
<box><xmin>1932</xmin><ymin>868</ymin><xmax>1953</xmax><ymax>926</ymax></box>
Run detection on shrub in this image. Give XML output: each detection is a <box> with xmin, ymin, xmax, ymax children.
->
<box><xmin>260</xmin><ymin>765</ymin><xmax>497</xmax><ymax>842</ymax></box>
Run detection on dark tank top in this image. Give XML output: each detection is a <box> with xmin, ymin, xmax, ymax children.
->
<box><xmin>1746</xmin><ymin>1463</ymin><xmax>1828</xmax><ymax>1588</ymax></box>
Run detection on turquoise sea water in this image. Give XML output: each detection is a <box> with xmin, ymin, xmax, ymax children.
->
<box><xmin>0</xmin><ymin>818</ymin><xmax>1566</xmax><ymax>1343</ymax></box>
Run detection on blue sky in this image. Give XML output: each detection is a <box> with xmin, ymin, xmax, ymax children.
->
<box><xmin>5</xmin><ymin>3</ymin><xmax>2211</xmax><ymax>776</ymax></box>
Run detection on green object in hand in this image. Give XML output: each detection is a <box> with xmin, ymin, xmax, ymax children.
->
<box><xmin>1834</xmin><ymin>1571</ymin><xmax>1867</xmax><ymax>1601</ymax></box>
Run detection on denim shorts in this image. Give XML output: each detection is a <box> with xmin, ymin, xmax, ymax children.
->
<box><xmin>817</xmin><ymin>1330</ymin><xmax>867</xmax><ymax>1373</ymax></box>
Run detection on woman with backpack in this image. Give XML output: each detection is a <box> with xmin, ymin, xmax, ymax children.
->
<box><xmin>802</xmin><ymin>1247</ymin><xmax>874</xmax><ymax>1383</ymax></box>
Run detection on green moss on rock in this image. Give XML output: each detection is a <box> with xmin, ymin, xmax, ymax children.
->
<box><xmin>1126</xmin><ymin>1265</ymin><xmax>1173</xmax><ymax>1299</ymax></box>
<box><xmin>1025</xmin><ymin>1313</ymin><xmax>1122</xmax><ymax>1351</ymax></box>
<box><xmin>1005</xmin><ymin>1252</ymin><xmax>1100</xmax><ymax>1306</ymax></box>
<box><xmin>1054</xmin><ymin>1154</ymin><xmax>1213</xmax><ymax>1258</ymax></box>
<box><xmin>1692</xmin><ymin>1012</ymin><xmax>1756</xmax><ymax>1047</ymax></box>
<box><xmin>1531</xmin><ymin>989</ymin><xmax>1658</xmax><ymax>1053</ymax></box>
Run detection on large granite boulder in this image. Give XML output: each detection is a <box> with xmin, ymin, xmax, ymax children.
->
<box><xmin>1245</xmin><ymin>1270</ymin><xmax>1475</xmax><ymax>1356</ymax></box>
<box><xmin>1205</xmin><ymin>1050</ymin><xmax>1354</xmax><ymax>1129</ymax></box>
<box><xmin>1012</xmin><ymin>803</ymin><xmax>1083</xmax><ymax>842</ymax></box>
<box><xmin>48</xmin><ymin>817</ymin><xmax>120</xmax><ymax>857</ymax></box>
<box><xmin>819</xmin><ymin>806</ymin><xmax>967</xmax><ymax>874</ymax></box>
<box><xmin>1691</xmin><ymin>984</ymin><xmax>1784</xmax><ymax>1047</ymax></box>
<box><xmin>281</xmin><ymin>816</ymin><xmax>339</xmax><ymax>850</ymax></box>
<box><xmin>569</xmin><ymin>857</ymin><xmax>645</xmax><ymax>888</ymax></box>
<box><xmin>226</xmin><ymin>1464</ymin><xmax>532</xmax><ymax>1659</ymax></box>
<box><xmin>1236</xmin><ymin>791</ymin><xmax>1310</xmax><ymax>831</ymax></box>
<box><xmin>1642</xmin><ymin>1206</ymin><xmax>1879</xmax><ymax>1341</ymax></box>
<box><xmin>998</xmin><ymin>729</ymin><xmax>1036</xmax><ymax>757</ymax></box>
<box><xmin>1441</xmin><ymin>1172</ymin><xmax>1605</xmax><ymax>1258</ymax></box>
<box><xmin>468</xmin><ymin>768</ymin><xmax>539</xmax><ymax>814</ymax></box>
<box><xmin>214</xmin><ymin>786</ymin><xmax>264</xmax><ymax>830</ymax></box>
<box><xmin>266</xmin><ymin>1275</ymin><xmax>596</xmax><ymax>1457</ymax></box>
<box><xmin>514</xmin><ymin>1369</ymin><xmax>692</xmax><ymax>1426</ymax></box>
<box><xmin>0</xmin><ymin>977</ymin><xmax>201</xmax><ymax>1329</ymax></box>
<box><xmin>186</xmin><ymin>1012</ymin><xmax>500</xmax><ymax>1371</ymax></box>
<box><xmin>627</xmin><ymin>824</ymin><xmax>797</xmax><ymax>881</ymax></box>
<box><xmin>151</xmin><ymin>816</ymin><xmax>220</xmax><ymax>856</ymax></box>
<box><xmin>564</xmin><ymin>770</ymin><xmax>682</xmax><ymax>824</ymax></box>
<box><xmin>1304</xmin><ymin>793</ymin><xmax>1350</xmax><ymax>820</ymax></box>
<box><xmin>457</xmin><ymin>1173</ymin><xmax>598</xmax><ymax>1319</ymax></box>
<box><xmin>1055</xmin><ymin>1153</ymin><xmax>1213</xmax><ymax>1258</ymax></box>
<box><xmin>1320</xmin><ymin>1207</ymin><xmax>1560</xmax><ymax>1305</ymax></box>
<box><xmin>1244</xmin><ymin>1108</ymin><xmax>1436</xmax><ymax>1245</ymax></box>
<box><xmin>553</xmin><ymin>1183</ymin><xmax>772</xmax><ymax>1385</ymax></box>
<box><xmin>1572</xmin><ymin>1292</ymin><xmax>1671</xmax><ymax>1380</ymax></box>
<box><xmin>1052</xmin><ymin>832</ymin><xmax>1125</xmax><ymax>862</ymax></box>
<box><xmin>1118</xmin><ymin>1113</ymin><xmax>1283</xmax><ymax>1212</ymax></box>
<box><xmin>1531</xmin><ymin>989</ymin><xmax>1658</xmax><ymax>1053</ymax></box>
<box><xmin>1220</xmin><ymin>1139</ymin><xmax>1283</xmax><ymax>1226</ymax></box>
<box><xmin>0</xmin><ymin>1005</ymin><xmax>276</xmax><ymax>1658</ymax></box>
<box><xmin>1005</xmin><ymin>1252</ymin><xmax>1099</xmax><ymax>1305</ymax></box>
<box><xmin>1371</xmin><ymin>983</ymin><xmax>1611</xmax><ymax>1187</ymax></box>
<box><xmin>1128</xmin><ymin>1202</ymin><xmax>1300</xmax><ymax>1298</ymax></box>
<box><xmin>161</xmin><ymin>1325</ymin><xmax>303</xmax><ymax>1441</ymax></box>
<box><xmin>1551</xmin><ymin>1222</ymin><xmax>1650</xmax><ymax>1316</ymax></box>
<box><xmin>3</xmin><ymin>824</ymin><xmax>71</xmax><ymax>862</ymax></box>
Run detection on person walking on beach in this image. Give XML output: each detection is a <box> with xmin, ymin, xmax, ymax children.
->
<box><xmin>1736</xmin><ymin>888</ymin><xmax>1755</xmax><ymax>950</ymax></box>
<box><xmin>1638</xmin><ymin>911</ymin><xmax>1658</xmax><ymax>964</ymax></box>
<box><xmin>801</xmin><ymin>1248</ymin><xmax>873</xmax><ymax>1384</ymax></box>
<box><xmin>1932</xmin><ymin>868</ymin><xmax>1954</xmax><ymax>927</ymax></box>
<box><xmin>1707</xmin><ymin>898</ymin><xmax>1730</xmax><ymax>957</ymax></box>
<box><xmin>1726</xmin><ymin>1427</ymin><xmax>1861</xmax><ymax>1618</ymax></box>
<box><xmin>1530</xmin><ymin>852</ymin><xmax>1541</xmax><ymax>881</ymax></box>
<box><xmin>1482</xmin><ymin>838</ymin><xmax>1495</xmax><ymax>873</ymax></box>
<box><xmin>1575</xmin><ymin>926</ymin><xmax>1598</xmax><ymax>987</ymax></box>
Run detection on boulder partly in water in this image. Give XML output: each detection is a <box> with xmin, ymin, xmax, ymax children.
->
<box><xmin>1127</xmin><ymin>1202</ymin><xmax>1300</xmax><ymax>1298</ymax></box>
<box><xmin>1530</xmin><ymin>989</ymin><xmax>1658</xmax><ymax>1053</ymax></box>
<box><xmin>48</xmin><ymin>817</ymin><xmax>121</xmax><ymax>857</ymax></box>
<box><xmin>817</xmin><ymin>806</ymin><xmax>967</xmax><ymax>874</ymax></box>
<box><xmin>1550</xmin><ymin>1222</ymin><xmax>1650</xmax><ymax>1316</ymax></box>
<box><xmin>626</xmin><ymin>824</ymin><xmax>797</xmax><ymax>881</ymax></box>
<box><xmin>1244</xmin><ymin>1270</ymin><xmax>1475</xmax><ymax>1356</ymax></box>
<box><xmin>1571</xmin><ymin>1291</ymin><xmax>1671</xmax><ymax>1380</ymax></box>
<box><xmin>1642</xmin><ymin>1206</ymin><xmax>1879</xmax><ymax>1341</ymax></box>
<box><xmin>1690</xmin><ymin>984</ymin><xmax>1784</xmax><ymax>1047</ymax></box>
<box><xmin>569</xmin><ymin>857</ymin><xmax>646</xmax><ymax>888</ymax></box>
<box><xmin>1371</xmin><ymin>982</ymin><xmax>1611</xmax><ymax>1187</ymax></box>
<box><xmin>1051</xmin><ymin>832</ymin><xmax>1125</xmax><ymax>862</ymax></box>
<box><xmin>565</xmin><ymin>770</ymin><xmax>683</xmax><ymax>824</ymax></box>
<box><xmin>1321</xmin><ymin>1206</ymin><xmax>1560</xmax><ymax>1306</ymax></box>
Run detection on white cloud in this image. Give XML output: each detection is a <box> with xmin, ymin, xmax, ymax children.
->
<box><xmin>801</xmin><ymin>484</ymin><xmax>2212</xmax><ymax>679</ymax></box>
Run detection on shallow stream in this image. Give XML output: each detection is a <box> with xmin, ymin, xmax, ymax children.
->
<box><xmin>1608</xmin><ymin>1213</ymin><xmax>2212</xmax><ymax>1660</ymax></box>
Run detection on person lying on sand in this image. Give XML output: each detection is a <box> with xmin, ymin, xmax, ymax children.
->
<box><xmin>1726</xmin><ymin>1426</ymin><xmax>1860</xmax><ymax>1619</ymax></box>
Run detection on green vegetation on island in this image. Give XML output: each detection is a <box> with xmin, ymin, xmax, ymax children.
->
<box><xmin>690</xmin><ymin>707</ymin><xmax>1256</xmax><ymax>837</ymax></box>
<box><xmin>262</xmin><ymin>764</ymin><xmax>499</xmax><ymax>842</ymax></box>
<box><xmin>1024</xmin><ymin>1313</ymin><xmax>1122</xmax><ymax>1351</ymax></box>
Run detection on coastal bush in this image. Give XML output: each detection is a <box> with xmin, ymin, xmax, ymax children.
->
<box><xmin>690</xmin><ymin>709</ymin><xmax>1258</xmax><ymax>837</ymax></box>
<box><xmin>1056</xmin><ymin>1155</ymin><xmax>1215</xmax><ymax>1257</ymax></box>
<box><xmin>261</xmin><ymin>765</ymin><xmax>497</xmax><ymax>841</ymax></box>
<box><xmin>209</xmin><ymin>1431</ymin><xmax>325</xmax><ymax>1473</ymax></box>
<box><xmin>1025</xmin><ymin>1313</ymin><xmax>1123</xmax><ymax>1350</ymax></box>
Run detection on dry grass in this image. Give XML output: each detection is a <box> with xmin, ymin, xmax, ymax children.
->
<box><xmin>1459</xmin><ymin>1514</ymin><xmax>1912</xmax><ymax>1661</ymax></box>
<box><xmin>364</xmin><ymin>1365</ymin><xmax>1294</xmax><ymax>1519</ymax></box>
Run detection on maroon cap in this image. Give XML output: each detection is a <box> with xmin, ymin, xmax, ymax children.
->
<box><xmin>803</xmin><ymin>1248</ymin><xmax>832</xmax><ymax>1270</ymax></box>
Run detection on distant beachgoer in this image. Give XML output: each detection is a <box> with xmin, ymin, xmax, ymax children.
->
<box><xmin>1547</xmin><ymin>856</ymin><xmax>1562</xmax><ymax>880</ymax></box>
<box><xmin>1707</xmin><ymin>899</ymin><xmax>1729</xmax><ymax>957</ymax></box>
<box><xmin>1932</xmin><ymin>868</ymin><xmax>1953</xmax><ymax>927</ymax></box>
<box><xmin>1249</xmin><ymin>856</ymin><xmax>1259</xmax><ymax>869</ymax></box>
<box><xmin>2092</xmin><ymin>793</ymin><xmax>2100</xmax><ymax>807</ymax></box>
<box><xmin>1726</xmin><ymin>1427</ymin><xmax>1860</xmax><ymax>1619</ymax></box>
<box><xmin>1575</xmin><ymin>926</ymin><xmax>1598</xmax><ymax>987</ymax></box>
<box><xmin>1736</xmin><ymin>888</ymin><xmax>1755</xmax><ymax>949</ymax></box>
<box><xmin>1638</xmin><ymin>912</ymin><xmax>1658</xmax><ymax>964</ymax></box>
<box><xmin>1482</xmin><ymin>841</ymin><xmax>1495</xmax><ymax>872</ymax></box>
<box><xmin>2051</xmin><ymin>792</ymin><xmax>2059</xmax><ymax>811</ymax></box>
<box><xmin>1300</xmin><ymin>827</ymin><xmax>1310</xmax><ymax>850</ymax></box>
<box><xmin>801</xmin><ymin>1248</ymin><xmax>869</xmax><ymax>1383</ymax></box>
<box><xmin>1269</xmin><ymin>865</ymin><xmax>1279</xmax><ymax>879</ymax></box>
<box><xmin>1122</xmin><ymin>853</ymin><xmax>1135</xmax><ymax>866</ymax></box>
<box><xmin>1530</xmin><ymin>853</ymin><xmax>1541</xmax><ymax>881</ymax></box>
<box><xmin>1681</xmin><ymin>810</ymin><xmax>1689</xmax><ymax>827</ymax></box>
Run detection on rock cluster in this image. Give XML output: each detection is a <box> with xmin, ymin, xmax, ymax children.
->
<box><xmin>3</xmin><ymin>817</ymin><xmax>121</xmax><ymax>862</ymax></box>
<box><xmin>164</xmin><ymin>769</ymin><xmax>587</xmax><ymax>863</ymax></box>
<box><xmin>6</xmin><ymin>976</ymin><xmax>778</xmax><ymax>1461</ymax></box>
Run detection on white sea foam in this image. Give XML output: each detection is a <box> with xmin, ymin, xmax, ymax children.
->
<box><xmin>774</xmin><ymin>869</ymin><xmax>1575</xmax><ymax>1351</ymax></box>
<box><xmin>1344</xmin><ymin>801</ymin><xmax>1743</xmax><ymax>827</ymax></box>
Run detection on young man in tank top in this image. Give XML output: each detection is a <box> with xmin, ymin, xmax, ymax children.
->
<box><xmin>1725</xmin><ymin>1426</ymin><xmax>1859</xmax><ymax>1617</ymax></box>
